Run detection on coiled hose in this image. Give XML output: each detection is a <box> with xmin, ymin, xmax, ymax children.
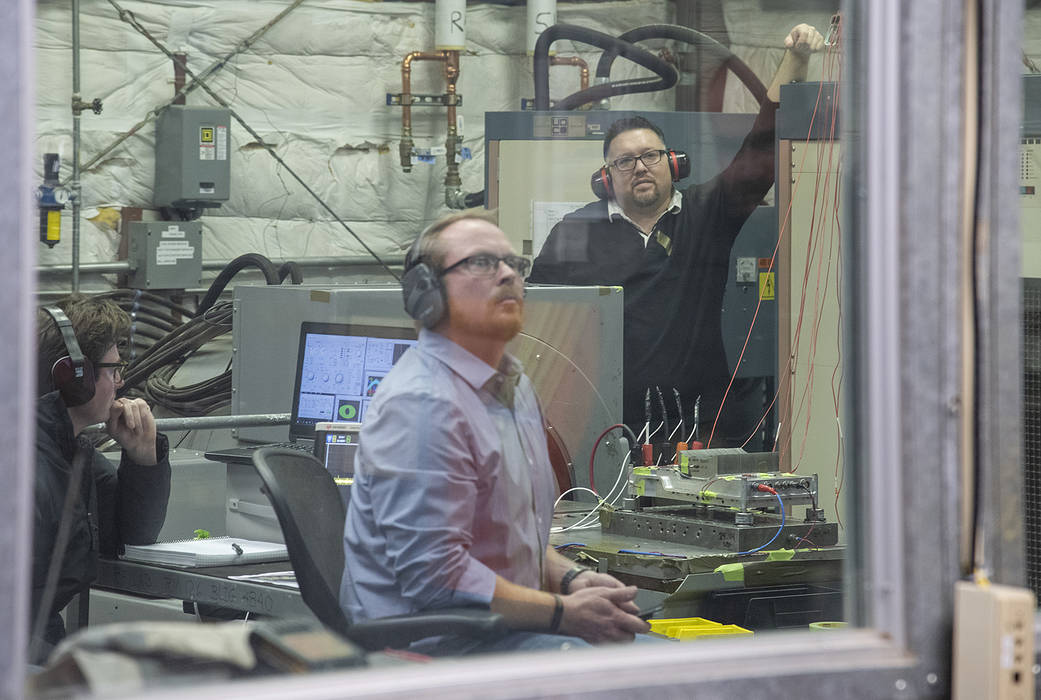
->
<box><xmin>533</xmin><ymin>24</ymin><xmax>677</xmax><ymax>111</ymax></box>
<box><xmin>589</xmin><ymin>24</ymin><xmax>767</xmax><ymax>108</ymax></box>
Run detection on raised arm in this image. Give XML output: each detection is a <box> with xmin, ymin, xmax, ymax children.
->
<box><xmin>766</xmin><ymin>23</ymin><xmax>827</xmax><ymax>103</ymax></box>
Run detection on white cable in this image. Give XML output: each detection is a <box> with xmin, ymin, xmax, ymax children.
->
<box><xmin>554</xmin><ymin>486</ymin><xmax>603</xmax><ymax>511</ymax></box>
<box><xmin>552</xmin><ymin>450</ymin><xmax>632</xmax><ymax>532</ymax></box>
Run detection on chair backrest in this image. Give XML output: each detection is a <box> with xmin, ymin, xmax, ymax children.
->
<box><xmin>251</xmin><ymin>447</ymin><xmax>351</xmax><ymax>635</ymax></box>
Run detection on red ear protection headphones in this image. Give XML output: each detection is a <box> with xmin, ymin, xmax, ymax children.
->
<box><xmin>42</xmin><ymin>305</ymin><xmax>96</xmax><ymax>407</ymax></box>
<box><xmin>590</xmin><ymin>150</ymin><xmax>691</xmax><ymax>200</ymax></box>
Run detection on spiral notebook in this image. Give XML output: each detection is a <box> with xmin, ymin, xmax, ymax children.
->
<box><xmin>121</xmin><ymin>536</ymin><xmax>288</xmax><ymax>568</ymax></box>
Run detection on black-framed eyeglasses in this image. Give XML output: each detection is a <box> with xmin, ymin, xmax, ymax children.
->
<box><xmin>95</xmin><ymin>360</ymin><xmax>129</xmax><ymax>379</ymax></box>
<box><xmin>609</xmin><ymin>149</ymin><xmax>667</xmax><ymax>172</ymax></box>
<box><xmin>441</xmin><ymin>253</ymin><xmax>532</xmax><ymax>279</ymax></box>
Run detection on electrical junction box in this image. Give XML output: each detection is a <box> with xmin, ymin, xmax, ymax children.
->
<box><xmin>953</xmin><ymin>580</ymin><xmax>1035</xmax><ymax>700</ymax></box>
<box><xmin>154</xmin><ymin>105</ymin><xmax>231</xmax><ymax>209</ymax></box>
<box><xmin>127</xmin><ymin>221</ymin><xmax>203</xmax><ymax>290</ymax></box>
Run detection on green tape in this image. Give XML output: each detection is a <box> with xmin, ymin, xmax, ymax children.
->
<box><xmin>698</xmin><ymin>490</ymin><xmax>716</xmax><ymax>501</ymax></box>
<box><xmin>715</xmin><ymin>563</ymin><xmax>745</xmax><ymax>582</ymax></box>
<box><xmin>636</xmin><ymin>480</ymin><xmax>646</xmax><ymax>497</ymax></box>
<box><xmin>809</xmin><ymin>621</ymin><xmax>847</xmax><ymax>631</ymax></box>
<box><xmin>766</xmin><ymin>549</ymin><xmax>795</xmax><ymax>561</ymax></box>
<box><xmin>633</xmin><ymin>467</ymin><xmax>653</xmax><ymax>476</ymax></box>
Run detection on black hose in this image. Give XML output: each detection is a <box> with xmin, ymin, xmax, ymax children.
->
<box><xmin>593</xmin><ymin>24</ymin><xmax>767</xmax><ymax>106</ymax></box>
<box><xmin>278</xmin><ymin>261</ymin><xmax>304</xmax><ymax>285</ymax></box>
<box><xmin>196</xmin><ymin>253</ymin><xmax>281</xmax><ymax>314</ymax></box>
<box><xmin>463</xmin><ymin>191</ymin><xmax>486</xmax><ymax>208</ymax></box>
<box><xmin>95</xmin><ymin>289</ymin><xmax>196</xmax><ymax>319</ymax></box>
<box><xmin>120</xmin><ymin>302</ymin><xmax>232</xmax><ymax>392</ymax></box>
<box><xmin>533</xmin><ymin>24</ymin><xmax>677</xmax><ymax>111</ymax></box>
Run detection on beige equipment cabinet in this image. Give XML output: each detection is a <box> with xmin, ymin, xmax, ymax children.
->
<box><xmin>777</xmin><ymin>139</ymin><xmax>847</xmax><ymax>536</ymax></box>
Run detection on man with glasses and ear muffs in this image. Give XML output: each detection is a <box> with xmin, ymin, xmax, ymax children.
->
<box><xmin>529</xmin><ymin>23</ymin><xmax>825</xmax><ymax>443</ymax></box>
<box><xmin>31</xmin><ymin>294</ymin><xmax>171</xmax><ymax>663</ymax></box>
<box><xmin>341</xmin><ymin>211</ymin><xmax>652</xmax><ymax>655</ymax></box>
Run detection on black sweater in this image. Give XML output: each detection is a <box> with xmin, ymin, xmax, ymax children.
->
<box><xmin>32</xmin><ymin>391</ymin><xmax>171</xmax><ymax>661</ymax></box>
<box><xmin>529</xmin><ymin>102</ymin><xmax>777</xmax><ymax>433</ymax></box>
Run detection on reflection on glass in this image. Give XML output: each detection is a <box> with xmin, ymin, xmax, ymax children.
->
<box><xmin>1022</xmin><ymin>7</ymin><xmax>1041</xmax><ymax>606</ymax></box>
<box><xmin>30</xmin><ymin>1</ymin><xmax>854</xmax><ymax>692</ymax></box>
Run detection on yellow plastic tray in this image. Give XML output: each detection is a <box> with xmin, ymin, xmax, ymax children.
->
<box><xmin>649</xmin><ymin>616</ymin><xmax>753</xmax><ymax>641</ymax></box>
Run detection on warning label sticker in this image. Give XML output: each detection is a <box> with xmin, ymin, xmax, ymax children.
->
<box><xmin>199</xmin><ymin>126</ymin><xmax>215</xmax><ymax>161</ymax></box>
<box><xmin>759</xmin><ymin>272</ymin><xmax>775</xmax><ymax>301</ymax></box>
<box><xmin>216</xmin><ymin>126</ymin><xmax>227</xmax><ymax>161</ymax></box>
<box><xmin>156</xmin><ymin>239</ymin><xmax>195</xmax><ymax>266</ymax></box>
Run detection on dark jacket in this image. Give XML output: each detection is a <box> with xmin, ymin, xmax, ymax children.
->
<box><xmin>32</xmin><ymin>391</ymin><xmax>171</xmax><ymax>661</ymax></box>
<box><xmin>529</xmin><ymin>102</ymin><xmax>778</xmax><ymax>433</ymax></box>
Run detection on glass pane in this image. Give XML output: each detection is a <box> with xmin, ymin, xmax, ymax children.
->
<box><xmin>1023</xmin><ymin>7</ymin><xmax>1041</xmax><ymax>604</ymax></box>
<box><xmin>30</xmin><ymin>0</ymin><xmax>854</xmax><ymax>692</ymax></box>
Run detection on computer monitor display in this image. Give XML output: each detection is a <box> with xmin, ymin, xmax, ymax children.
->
<box><xmin>313</xmin><ymin>421</ymin><xmax>361</xmax><ymax>484</ymax></box>
<box><xmin>289</xmin><ymin>322</ymin><xmax>418</xmax><ymax>439</ymax></box>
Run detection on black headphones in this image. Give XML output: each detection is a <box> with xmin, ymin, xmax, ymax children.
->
<box><xmin>590</xmin><ymin>149</ymin><xmax>691</xmax><ymax>200</ymax></box>
<box><xmin>401</xmin><ymin>225</ymin><xmax>447</xmax><ymax>329</ymax></box>
<box><xmin>42</xmin><ymin>305</ymin><xmax>96</xmax><ymax>407</ymax></box>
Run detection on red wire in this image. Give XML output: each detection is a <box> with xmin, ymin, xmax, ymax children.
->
<box><xmin>588</xmin><ymin>423</ymin><xmax>630</xmax><ymax>496</ymax></box>
<box><xmin>762</xmin><ymin>42</ymin><xmax>845</xmax><ymax>468</ymax></box>
<box><xmin>708</xmin><ymin>76</ymin><xmax>830</xmax><ymax>450</ymax></box>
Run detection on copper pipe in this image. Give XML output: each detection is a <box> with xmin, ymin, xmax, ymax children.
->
<box><xmin>401</xmin><ymin>50</ymin><xmax>449</xmax><ymax>132</ymax></box>
<box><xmin>400</xmin><ymin>50</ymin><xmax>451</xmax><ymax>172</ymax></box>
<box><xmin>444</xmin><ymin>50</ymin><xmax>461</xmax><ymax>191</ymax></box>
<box><xmin>550</xmin><ymin>55</ymin><xmax>590</xmax><ymax>92</ymax></box>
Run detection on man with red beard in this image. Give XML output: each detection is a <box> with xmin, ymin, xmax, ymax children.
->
<box><xmin>529</xmin><ymin>24</ymin><xmax>825</xmax><ymax>443</ymax></box>
<box><xmin>340</xmin><ymin>211</ymin><xmax>650</xmax><ymax>654</ymax></box>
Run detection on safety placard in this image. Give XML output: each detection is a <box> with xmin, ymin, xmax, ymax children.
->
<box><xmin>199</xmin><ymin>126</ymin><xmax>215</xmax><ymax>161</ymax></box>
<box><xmin>216</xmin><ymin>125</ymin><xmax>227</xmax><ymax>161</ymax></box>
<box><xmin>156</xmin><ymin>239</ymin><xmax>196</xmax><ymax>266</ymax></box>
<box><xmin>759</xmin><ymin>272</ymin><xmax>775</xmax><ymax>301</ymax></box>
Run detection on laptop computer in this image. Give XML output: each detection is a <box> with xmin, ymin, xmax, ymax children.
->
<box><xmin>205</xmin><ymin>321</ymin><xmax>418</xmax><ymax>466</ymax></box>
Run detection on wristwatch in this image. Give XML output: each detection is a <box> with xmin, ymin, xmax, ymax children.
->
<box><xmin>559</xmin><ymin>564</ymin><xmax>593</xmax><ymax>594</ymax></box>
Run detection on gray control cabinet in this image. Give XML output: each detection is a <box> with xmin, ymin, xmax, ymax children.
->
<box><xmin>154</xmin><ymin>105</ymin><xmax>231</xmax><ymax>208</ymax></box>
<box><xmin>127</xmin><ymin>221</ymin><xmax>203</xmax><ymax>289</ymax></box>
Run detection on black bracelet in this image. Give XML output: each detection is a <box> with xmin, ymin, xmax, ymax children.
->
<box><xmin>549</xmin><ymin>594</ymin><xmax>564</xmax><ymax>633</ymax></box>
<box><xmin>559</xmin><ymin>565</ymin><xmax>591</xmax><ymax>595</ymax></box>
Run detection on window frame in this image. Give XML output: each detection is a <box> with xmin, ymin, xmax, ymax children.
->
<box><xmin>2</xmin><ymin>0</ymin><xmax>1026</xmax><ymax>696</ymax></box>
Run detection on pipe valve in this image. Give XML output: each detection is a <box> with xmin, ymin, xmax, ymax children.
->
<box><xmin>37</xmin><ymin>153</ymin><xmax>69</xmax><ymax>248</ymax></box>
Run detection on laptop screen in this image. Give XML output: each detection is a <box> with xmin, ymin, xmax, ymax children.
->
<box><xmin>288</xmin><ymin>322</ymin><xmax>419</xmax><ymax>440</ymax></box>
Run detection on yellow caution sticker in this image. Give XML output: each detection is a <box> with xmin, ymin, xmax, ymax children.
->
<box><xmin>759</xmin><ymin>272</ymin><xmax>775</xmax><ymax>301</ymax></box>
<box><xmin>715</xmin><ymin>563</ymin><xmax>745</xmax><ymax>582</ymax></box>
<box><xmin>766</xmin><ymin>549</ymin><xmax>795</xmax><ymax>561</ymax></box>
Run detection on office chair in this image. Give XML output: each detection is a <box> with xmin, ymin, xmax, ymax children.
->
<box><xmin>250</xmin><ymin>447</ymin><xmax>507</xmax><ymax>651</ymax></box>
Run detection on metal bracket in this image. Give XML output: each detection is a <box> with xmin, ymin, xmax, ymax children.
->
<box><xmin>386</xmin><ymin>93</ymin><xmax>462</xmax><ymax>107</ymax></box>
<box><xmin>72</xmin><ymin>96</ymin><xmax>103</xmax><ymax>115</ymax></box>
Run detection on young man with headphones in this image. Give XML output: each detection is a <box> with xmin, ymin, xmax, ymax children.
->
<box><xmin>529</xmin><ymin>23</ymin><xmax>825</xmax><ymax>442</ymax></box>
<box><xmin>341</xmin><ymin>211</ymin><xmax>652</xmax><ymax>654</ymax></box>
<box><xmin>31</xmin><ymin>296</ymin><xmax>171</xmax><ymax>662</ymax></box>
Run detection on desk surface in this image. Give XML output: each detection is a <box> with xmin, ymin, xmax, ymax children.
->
<box><xmin>96</xmin><ymin>508</ymin><xmax>845</xmax><ymax>615</ymax></box>
<box><xmin>95</xmin><ymin>559</ymin><xmax>314</xmax><ymax>619</ymax></box>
